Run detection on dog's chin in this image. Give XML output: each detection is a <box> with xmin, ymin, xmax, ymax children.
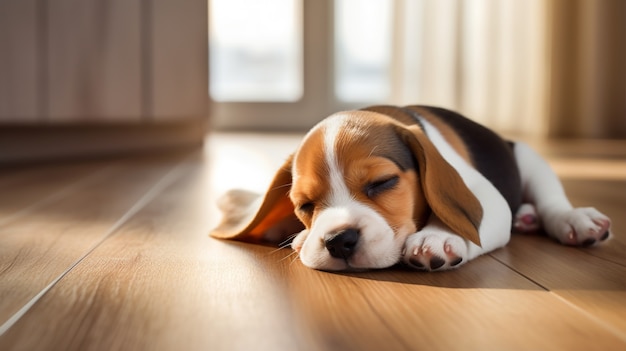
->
<box><xmin>299</xmin><ymin>250</ymin><xmax>402</xmax><ymax>272</ymax></box>
<box><xmin>342</xmin><ymin>260</ymin><xmax>399</xmax><ymax>272</ymax></box>
<box><xmin>293</xmin><ymin>209</ymin><xmax>411</xmax><ymax>271</ymax></box>
<box><xmin>296</xmin><ymin>231</ymin><xmax>408</xmax><ymax>271</ymax></box>
<box><xmin>322</xmin><ymin>265</ymin><xmax>369</xmax><ymax>273</ymax></box>
<box><xmin>308</xmin><ymin>261</ymin><xmax>390</xmax><ymax>273</ymax></box>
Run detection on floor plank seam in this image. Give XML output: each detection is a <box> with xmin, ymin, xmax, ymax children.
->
<box><xmin>0</xmin><ymin>165</ymin><xmax>116</xmax><ymax>228</ymax></box>
<box><xmin>0</xmin><ymin>154</ymin><xmax>192</xmax><ymax>337</ymax></box>
<box><xmin>579</xmin><ymin>248</ymin><xmax>626</xmax><ymax>268</ymax></box>
<box><xmin>487</xmin><ymin>254</ymin><xmax>550</xmax><ymax>291</ymax></box>
<box><xmin>490</xmin><ymin>253</ymin><xmax>626</xmax><ymax>343</ymax></box>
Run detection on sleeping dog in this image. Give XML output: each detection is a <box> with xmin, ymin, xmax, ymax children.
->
<box><xmin>210</xmin><ymin>105</ymin><xmax>611</xmax><ymax>271</ymax></box>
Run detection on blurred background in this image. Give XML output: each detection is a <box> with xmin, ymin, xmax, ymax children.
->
<box><xmin>1</xmin><ymin>0</ymin><xmax>625</xmax><ymax>164</ymax></box>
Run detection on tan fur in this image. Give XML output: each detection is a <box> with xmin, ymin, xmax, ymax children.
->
<box><xmin>291</xmin><ymin>128</ymin><xmax>329</xmax><ymax>228</ymax></box>
<box><xmin>210</xmin><ymin>107</ymin><xmax>484</xmax><ymax>247</ymax></box>
<box><xmin>211</xmin><ymin>155</ymin><xmax>303</xmax><ymax>243</ymax></box>
<box><xmin>394</xmin><ymin>124</ymin><xmax>483</xmax><ymax>246</ymax></box>
<box><xmin>360</xmin><ymin>105</ymin><xmax>417</xmax><ymax>125</ymax></box>
<box><xmin>406</xmin><ymin>106</ymin><xmax>473</xmax><ymax>165</ymax></box>
<box><xmin>291</xmin><ymin>114</ymin><xmax>427</xmax><ymax>236</ymax></box>
<box><xmin>333</xmin><ymin>122</ymin><xmax>426</xmax><ymax>236</ymax></box>
<box><xmin>344</xmin><ymin>157</ymin><xmax>421</xmax><ymax>236</ymax></box>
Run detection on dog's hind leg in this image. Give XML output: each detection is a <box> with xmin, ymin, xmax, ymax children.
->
<box><xmin>513</xmin><ymin>203</ymin><xmax>541</xmax><ymax>233</ymax></box>
<box><xmin>513</xmin><ymin>142</ymin><xmax>611</xmax><ymax>246</ymax></box>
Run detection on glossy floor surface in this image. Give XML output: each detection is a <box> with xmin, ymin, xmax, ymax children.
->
<box><xmin>1</xmin><ymin>133</ymin><xmax>625</xmax><ymax>350</ymax></box>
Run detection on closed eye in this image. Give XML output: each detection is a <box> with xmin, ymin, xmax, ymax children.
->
<box><xmin>365</xmin><ymin>175</ymin><xmax>399</xmax><ymax>198</ymax></box>
<box><xmin>297</xmin><ymin>202</ymin><xmax>315</xmax><ymax>215</ymax></box>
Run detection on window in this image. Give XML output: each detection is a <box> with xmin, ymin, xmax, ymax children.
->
<box><xmin>334</xmin><ymin>0</ymin><xmax>393</xmax><ymax>103</ymax></box>
<box><xmin>208</xmin><ymin>0</ymin><xmax>396</xmax><ymax>130</ymax></box>
<box><xmin>209</xmin><ymin>0</ymin><xmax>303</xmax><ymax>102</ymax></box>
<box><xmin>208</xmin><ymin>0</ymin><xmax>547</xmax><ymax>136</ymax></box>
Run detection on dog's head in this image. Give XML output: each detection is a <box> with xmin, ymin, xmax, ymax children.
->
<box><xmin>211</xmin><ymin>106</ymin><xmax>482</xmax><ymax>271</ymax></box>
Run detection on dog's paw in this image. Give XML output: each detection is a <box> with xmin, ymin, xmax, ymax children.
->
<box><xmin>513</xmin><ymin>203</ymin><xmax>541</xmax><ymax>233</ymax></box>
<box><xmin>543</xmin><ymin>207</ymin><xmax>611</xmax><ymax>246</ymax></box>
<box><xmin>402</xmin><ymin>231</ymin><xmax>469</xmax><ymax>271</ymax></box>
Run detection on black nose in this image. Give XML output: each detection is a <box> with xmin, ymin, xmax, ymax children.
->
<box><xmin>325</xmin><ymin>228</ymin><xmax>359</xmax><ymax>259</ymax></box>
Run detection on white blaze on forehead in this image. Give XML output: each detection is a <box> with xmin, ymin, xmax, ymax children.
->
<box><xmin>293</xmin><ymin>113</ymin><xmax>406</xmax><ymax>270</ymax></box>
<box><xmin>322</xmin><ymin>115</ymin><xmax>354</xmax><ymax>206</ymax></box>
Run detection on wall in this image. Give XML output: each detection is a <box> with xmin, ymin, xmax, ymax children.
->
<box><xmin>0</xmin><ymin>0</ymin><xmax>209</xmax><ymax>163</ymax></box>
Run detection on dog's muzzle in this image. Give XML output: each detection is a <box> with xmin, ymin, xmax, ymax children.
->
<box><xmin>325</xmin><ymin>228</ymin><xmax>359</xmax><ymax>259</ymax></box>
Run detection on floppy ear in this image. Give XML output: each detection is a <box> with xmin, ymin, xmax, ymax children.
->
<box><xmin>396</xmin><ymin>125</ymin><xmax>483</xmax><ymax>246</ymax></box>
<box><xmin>209</xmin><ymin>155</ymin><xmax>305</xmax><ymax>244</ymax></box>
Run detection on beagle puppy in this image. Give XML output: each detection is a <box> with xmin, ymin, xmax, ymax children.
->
<box><xmin>210</xmin><ymin>105</ymin><xmax>612</xmax><ymax>271</ymax></box>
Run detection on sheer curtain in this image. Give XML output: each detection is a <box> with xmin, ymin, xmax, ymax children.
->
<box><xmin>390</xmin><ymin>0</ymin><xmax>625</xmax><ymax>139</ymax></box>
<box><xmin>548</xmin><ymin>0</ymin><xmax>626</xmax><ymax>138</ymax></box>
<box><xmin>207</xmin><ymin>0</ymin><xmax>625</xmax><ymax>137</ymax></box>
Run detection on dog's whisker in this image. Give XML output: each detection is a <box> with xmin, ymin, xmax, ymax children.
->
<box><xmin>278</xmin><ymin>243</ymin><xmax>292</xmax><ymax>251</ymax></box>
<box><xmin>267</xmin><ymin>234</ymin><xmax>298</xmax><ymax>258</ymax></box>
<box><xmin>270</xmin><ymin>183</ymin><xmax>292</xmax><ymax>192</ymax></box>
<box><xmin>278</xmin><ymin>233</ymin><xmax>298</xmax><ymax>248</ymax></box>
<box><xmin>275</xmin><ymin>251</ymin><xmax>296</xmax><ymax>265</ymax></box>
<box><xmin>279</xmin><ymin>250</ymin><xmax>299</xmax><ymax>264</ymax></box>
<box><xmin>289</xmin><ymin>252</ymin><xmax>301</xmax><ymax>266</ymax></box>
<box><xmin>268</xmin><ymin>244</ymin><xmax>291</xmax><ymax>256</ymax></box>
<box><xmin>368</xmin><ymin>145</ymin><xmax>379</xmax><ymax>158</ymax></box>
<box><xmin>209</xmin><ymin>104</ymin><xmax>610</xmax><ymax>274</ymax></box>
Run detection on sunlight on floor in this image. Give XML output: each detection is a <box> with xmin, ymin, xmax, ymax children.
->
<box><xmin>204</xmin><ymin>132</ymin><xmax>303</xmax><ymax>227</ymax></box>
<box><xmin>550</xmin><ymin>158</ymin><xmax>626</xmax><ymax>181</ymax></box>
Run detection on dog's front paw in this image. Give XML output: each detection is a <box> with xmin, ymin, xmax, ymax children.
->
<box><xmin>402</xmin><ymin>231</ymin><xmax>469</xmax><ymax>271</ymax></box>
<box><xmin>544</xmin><ymin>207</ymin><xmax>611</xmax><ymax>246</ymax></box>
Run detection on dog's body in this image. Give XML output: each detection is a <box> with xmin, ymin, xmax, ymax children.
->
<box><xmin>211</xmin><ymin>105</ymin><xmax>611</xmax><ymax>271</ymax></box>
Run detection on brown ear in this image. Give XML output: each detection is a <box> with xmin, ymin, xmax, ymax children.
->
<box><xmin>209</xmin><ymin>155</ymin><xmax>305</xmax><ymax>244</ymax></box>
<box><xmin>397</xmin><ymin>125</ymin><xmax>483</xmax><ymax>246</ymax></box>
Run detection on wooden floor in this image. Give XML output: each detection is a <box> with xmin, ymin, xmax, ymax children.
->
<box><xmin>1</xmin><ymin>132</ymin><xmax>625</xmax><ymax>351</ymax></box>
